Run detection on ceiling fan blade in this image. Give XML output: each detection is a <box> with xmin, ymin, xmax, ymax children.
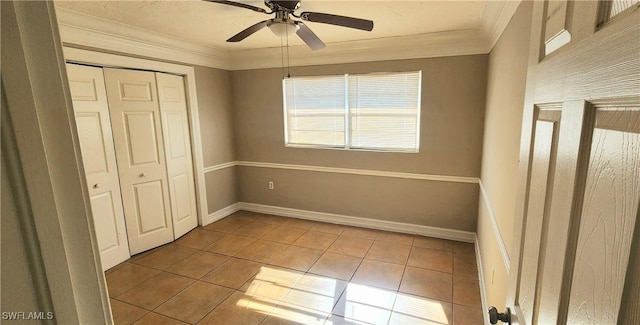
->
<box><xmin>203</xmin><ymin>0</ymin><xmax>268</xmax><ymax>14</ymax></box>
<box><xmin>295</xmin><ymin>22</ymin><xmax>326</xmax><ymax>51</ymax></box>
<box><xmin>300</xmin><ymin>12</ymin><xmax>373</xmax><ymax>31</ymax></box>
<box><xmin>227</xmin><ymin>20</ymin><xmax>270</xmax><ymax>42</ymax></box>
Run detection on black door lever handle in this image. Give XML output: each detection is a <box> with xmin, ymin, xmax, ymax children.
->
<box><xmin>488</xmin><ymin>306</ymin><xmax>511</xmax><ymax>324</ymax></box>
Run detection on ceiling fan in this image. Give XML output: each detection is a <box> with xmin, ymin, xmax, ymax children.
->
<box><xmin>204</xmin><ymin>0</ymin><xmax>374</xmax><ymax>50</ymax></box>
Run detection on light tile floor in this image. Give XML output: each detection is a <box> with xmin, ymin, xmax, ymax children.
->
<box><xmin>106</xmin><ymin>211</ymin><xmax>484</xmax><ymax>325</ymax></box>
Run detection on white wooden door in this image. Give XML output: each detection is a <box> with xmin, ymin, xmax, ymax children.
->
<box><xmin>514</xmin><ymin>108</ymin><xmax>561</xmax><ymax>325</ymax></box>
<box><xmin>155</xmin><ymin>73</ymin><xmax>198</xmax><ymax>238</ymax></box>
<box><xmin>507</xmin><ymin>1</ymin><xmax>640</xmax><ymax>324</ymax></box>
<box><xmin>66</xmin><ymin>64</ymin><xmax>130</xmax><ymax>270</ymax></box>
<box><xmin>103</xmin><ymin>68</ymin><xmax>174</xmax><ymax>255</ymax></box>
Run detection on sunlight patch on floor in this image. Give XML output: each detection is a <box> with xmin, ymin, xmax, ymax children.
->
<box><xmin>237</xmin><ymin>266</ymin><xmax>451</xmax><ymax>324</ymax></box>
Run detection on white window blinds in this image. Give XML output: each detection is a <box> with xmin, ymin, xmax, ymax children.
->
<box><xmin>283</xmin><ymin>71</ymin><xmax>421</xmax><ymax>152</ymax></box>
<box><xmin>284</xmin><ymin>75</ymin><xmax>346</xmax><ymax>147</ymax></box>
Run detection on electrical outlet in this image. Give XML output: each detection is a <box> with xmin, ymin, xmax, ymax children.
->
<box><xmin>268</xmin><ymin>181</ymin><xmax>274</xmax><ymax>190</ymax></box>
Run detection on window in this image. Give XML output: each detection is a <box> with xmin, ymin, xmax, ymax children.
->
<box><xmin>283</xmin><ymin>71</ymin><xmax>421</xmax><ymax>152</ymax></box>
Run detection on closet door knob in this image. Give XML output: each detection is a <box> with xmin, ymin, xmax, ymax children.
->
<box><xmin>140</xmin><ymin>173</ymin><xmax>146</xmax><ymax>177</ymax></box>
<box><xmin>93</xmin><ymin>184</ymin><xmax>100</xmax><ymax>189</ymax></box>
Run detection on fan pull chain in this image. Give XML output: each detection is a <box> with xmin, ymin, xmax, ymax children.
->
<box><xmin>280</xmin><ymin>37</ymin><xmax>285</xmax><ymax>79</ymax></box>
<box><xmin>285</xmin><ymin>23</ymin><xmax>291</xmax><ymax>78</ymax></box>
<box><xmin>286</xmin><ymin>30</ymin><xmax>291</xmax><ymax>78</ymax></box>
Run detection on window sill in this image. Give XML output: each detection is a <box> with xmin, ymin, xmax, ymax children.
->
<box><xmin>284</xmin><ymin>144</ymin><xmax>419</xmax><ymax>154</ymax></box>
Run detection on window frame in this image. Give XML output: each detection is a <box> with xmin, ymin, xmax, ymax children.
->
<box><xmin>282</xmin><ymin>71</ymin><xmax>422</xmax><ymax>153</ymax></box>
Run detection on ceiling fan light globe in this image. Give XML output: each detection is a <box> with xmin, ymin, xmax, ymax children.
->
<box><xmin>268</xmin><ymin>22</ymin><xmax>298</xmax><ymax>37</ymax></box>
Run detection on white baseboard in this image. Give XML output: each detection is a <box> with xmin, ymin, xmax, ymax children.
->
<box><xmin>205</xmin><ymin>203</ymin><xmax>240</xmax><ymax>226</ymax></box>
<box><xmin>475</xmin><ymin>235</ymin><xmax>490</xmax><ymax>325</ymax></box>
<box><xmin>237</xmin><ymin>202</ymin><xmax>475</xmax><ymax>243</ymax></box>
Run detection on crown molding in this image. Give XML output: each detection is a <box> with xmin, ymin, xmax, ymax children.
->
<box><xmin>228</xmin><ymin>29</ymin><xmax>490</xmax><ymax>70</ymax></box>
<box><xmin>55</xmin><ymin>7</ymin><xmax>231</xmax><ymax>70</ymax></box>
<box><xmin>55</xmin><ymin>2</ymin><xmax>518</xmax><ymax>71</ymax></box>
<box><xmin>479</xmin><ymin>0</ymin><xmax>522</xmax><ymax>51</ymax></box>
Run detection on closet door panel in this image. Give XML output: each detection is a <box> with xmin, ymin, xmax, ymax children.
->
<box><xmin>91</xmin><ymin>192</ymin><xmax>121</xmax><ymax>251</ymax></box>
<box><xmin>156</xmin><ymin>72</ymin><xmax>198</xmax><ymax>238</ymax></box>
<box><xmin>66</xmin><ymin>63</ymin><xmax>130</xmax><ymax>270</ymax></box>
<box><xmin>104</xmin><ymin>68</ymin><xmax>174</xmax><ymax>254</ymax></box>
<box><xmin>123</xmin><ymin>112</ymin><xmax>161</xmax><ymax>165</ymax></box>
<box><xmin>133</xmin><ymin>180</ymin><xmax>169</xmax><ymax>233</ymax></box>
<box><xmin>75</xmin><ymin>112</ymin><xmax>110</xmax><ymax>174</ymax></box>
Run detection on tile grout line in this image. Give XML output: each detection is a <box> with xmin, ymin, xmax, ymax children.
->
<box><xmin>110</xmin><ymin>212</ymin><xmax>483</xmax><ymax>324</ymax></box>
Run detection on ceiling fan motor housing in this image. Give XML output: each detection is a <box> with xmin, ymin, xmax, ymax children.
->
<box><xmin>265</xmin><ymin>0</ymin><xmax>301</xmax><ymax>12</ymax></box>
<box><xmin>208</xmin><ymin>0</ymin><xmax>373</xmax><ymax>50</ymax></box>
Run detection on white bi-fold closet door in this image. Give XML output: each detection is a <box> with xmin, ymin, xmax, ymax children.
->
<box><xmin>155</xmin><ymin>73</ymin><xmax>200</xmax><ymax>238</ymax></box>
<box><xmin>66</xmin><ymin>64</ymin><xmax>198</xmax><ymax>270</ymax></box>
<box><xmin>66</xmin><ymin>64</ymin><xmax>130</xmax><ymax>270</ymax></box>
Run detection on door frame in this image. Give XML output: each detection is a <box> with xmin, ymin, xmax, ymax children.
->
<box><xmin>2</xmin><ymin>1</ymin><xmax>111</xmax><ymax>323</ymax></box>
<box><xmin>63</xmin><ymin>47</ymin><xmax>209</xmax><ymax>228</ymax></box>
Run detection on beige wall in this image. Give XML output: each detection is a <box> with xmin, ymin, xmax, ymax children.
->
<box><xmin>195</xmin><ymin>66</ymin><xmax>235</xmax><ymax>166</ymax></box>
<box><xmin>232</xmin><ymin>56</ymin><xmax>487</xmax><ymax>176</ymax></box>
<box><xmin>231</xmin><ymin>56</ymin><xmax>487</xmax><ymax>231</ymax></box>
<box><xmin>477</xmin><ymin>0</ymin><xmax>532</xmax><ymax>309</ymax></box>
<box><xmin>194</xmin><ymin>66</ymin><xmax>238</xmax><ymax>213</ymax></box>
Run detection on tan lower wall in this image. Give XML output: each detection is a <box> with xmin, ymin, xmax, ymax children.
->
<box><xmin>205</xmin><ymin>167</ymin><xmax>238</xmax><ymax>214</ymax></box>
<box><xmin>238</xmin><ymin>166</ymin><xmax>479</xmax><ymax>231</ymax></box>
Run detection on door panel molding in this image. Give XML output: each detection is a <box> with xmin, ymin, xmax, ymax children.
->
<box><xmin>118</xmin><ymin>81</ymin><xmax>153</xmax><ymax>101</ymax></box>
<box><xmin>75</xmin><ymin>112</ymin><xmax>109</xmax><ymax>174</ymax></box>
<box><xmin>534</xmin><ymin>9</ymin><xmax>640</xmax><ymax>103</ymax></box>
<box><xmin>133</xmin><ymin>180</ymin><xmax>169</xmax><ymax>234</ymax></box>
<box><xmin>507</xmin><ymin>1</ymin><xmax>639</xmax><ymax>323</ymax></box>
<box><xmin>515</xmin><ymin>106</ymin><xmax>561</xmax><ymax>325</ymax></box>
<box><xmin>123</xmin><ymin>111</ymin><xmax>161</xmax><ymax>166</ymax></box>
<box><xmin>91</xmin><ymin>191</ymin><xmax>121</xmax><ymax>251</ymax></box>
<box><xmin>566</xmin><ymin>105</ymin><xmax>640</xmax><ymax>324</ymax></box>
<box><xmin>69</xmin><ymin>78</ymin><xmax>98</xmax><ymax>101</ymax></box>
<box><xmin>618</xmin><ymin>200</ymin><xmax>640</xmax><ymax>324</ymax></box>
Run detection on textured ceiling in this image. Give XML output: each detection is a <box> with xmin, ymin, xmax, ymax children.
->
<box><xmin>54</xmin><ymin>0</ymin><xmax>488</xmax><ymax>50</ymax></box>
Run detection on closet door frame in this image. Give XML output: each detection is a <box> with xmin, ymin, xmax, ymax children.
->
<box><xmin>63</xmin><ymin>47</ymin><xmax>209</xmax><ymax>228</ymax></box>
